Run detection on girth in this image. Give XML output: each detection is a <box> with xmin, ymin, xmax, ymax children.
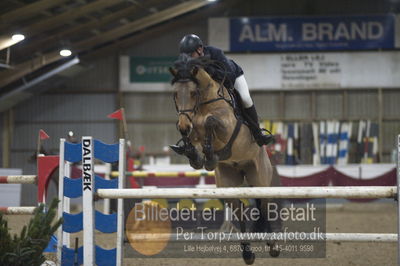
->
<box><xmin>214</xmin><ymin>118</ymin><xmax>242</xmax><ymax>161</ymax></box>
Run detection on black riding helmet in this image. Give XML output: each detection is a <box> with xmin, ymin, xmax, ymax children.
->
<box><xmin>179</xmin><ymin>34</ymin><xmax>203</xmax><ymax>54</ymax></box>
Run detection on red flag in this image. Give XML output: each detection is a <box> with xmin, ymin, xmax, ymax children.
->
<box><xmin>139</xmin><ymin>146</ymin><xmax>145</xmax><ymax>153</ymax></box>
<box><xmin>107</xmin><ymin>109</ymin><xmax>123</xmax><ymax>121</ymax></box>
<box><xmin>39</xmin><ymin>129</ymin><xmax>50</xmax><ymax>140</ymax></box>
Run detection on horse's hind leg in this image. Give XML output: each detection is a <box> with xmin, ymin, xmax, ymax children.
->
<box><xmin>245</xmin><ymin>149</ymin><xmax>282</xmax><ymax>257</ymax></box>
<box><xmin>254</xmin><ymin>197</ymin><xmax>281</xmax><ymax>258</ymax></box>
<box><xmin>215</xmin><ymin>165</ymin><xmax>254</xmax><ymax>264</ymax></box>
<box><xmin>239</xmin><ymin>200</ymin><xmax>256</xmax><ymax>265</ymax></box>
<box><xmin>223</xmin><ymin>198</ymin><xmax>255</xmax><ymax>265</ymax></box>
<box><xmin>268</xmin><ymin>166</ymin><xmax>283</xmax><ymax>233</ymax></box>
<box><xmin>203</xmin><ymin>116</ymin><xmax>221</xmax><ymax>171</ymax></box>
<box><xmin>253</xmin><ymin>166</ymin><xmax>283</xmax><ymax>232</ymax></box>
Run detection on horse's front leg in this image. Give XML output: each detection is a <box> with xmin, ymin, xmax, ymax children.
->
<box><xmin>184</xmin><ymin>141</ymin><xmax>204</xmax><ymax>169</ymax></box>
<box><xmin>203</xmin><ymin>115</ymin><xmax>223</xmax><ymax>171</ymax></box>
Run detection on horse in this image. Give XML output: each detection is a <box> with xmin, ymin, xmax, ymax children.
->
<box><xmin>169</xmin><ymin>55</ymin><xmax>282</xmax><ymax>264</ymax></box>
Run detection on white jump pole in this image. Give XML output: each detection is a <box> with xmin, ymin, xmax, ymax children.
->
<box><xmin>397</xmin><ymin>134</ymin><xmax>400</xmax><ymax>265</ymax></box>
<box><xmin>111</xmin><ymin>171</ymin><xmax>215</xmax><ymax>178</ymax></box>
<box><xmin>64</xmin><ymin>161</ymin><xmax>71</xmax><ymax>249</ymax></box>
<box><xmin>97</xmin><ymin>186</ymin><xmax>397</xmax><ymax>199</ymax></box>
<box><xmin>127</xmin><ymin>233</ymin><xmax>397</xmax><ymax>243</ymax></box>
<box><xmin>0</xmin><ymin>175</ymin><xmax>37</xmax><ymax>184</ymax></box>
<box><xmin>116</xmin><ymin>139</ymin><xmax>125</xmax><ymax>266</ymax></box>
<box><xmin>0</xmin><ymin>175</ymin><xmax>37</xmax><ymax>215</ymax></box>
<box><xmin>78</xmin><ymin>138</ymin><xmax>125</xmax><ymax>266</ymax></box>
<box><xmin>0</xmin><ymin>206</ymin><xmax>36</xmax><ymax>214</ymax></box>
<box><xmin>82</xmin><ymin>136</ymin><xmax>95</xmax><ymax>266</ymax></box>
<box><xmin>104</xmin><ymin>163</ymin><xmax>111</xmax><ymax>214</ymax></box>
<box><xmin>57</xmin><ymin>139</ymin><xmax>65</xmax><ymax>265</ymax></box>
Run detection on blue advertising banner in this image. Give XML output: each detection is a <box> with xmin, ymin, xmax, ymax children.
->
<box><xmin>230</xmin><ymin>15</ymin><xmax>396</xmax><ymax>51</ymax></box>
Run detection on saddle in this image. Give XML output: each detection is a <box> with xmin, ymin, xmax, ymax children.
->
<box><xmin>230</xmin><ymin>89</ymin><xmax>247</xmax><ymax>123</ymax></box>
<box><xmin>203</xmin><ymin>59</ymin><xmax>246</xmax><ymax>123</ymax></box>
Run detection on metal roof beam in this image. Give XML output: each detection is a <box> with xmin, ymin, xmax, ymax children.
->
<box><xmin>83</xmin><ymin>1</ymin><xmax>230</xmax><ymax>60</ymax></box>
<box><xmin>2</xmin><ymin>0</ymin><xmax>123</xmax><ymax>37</ymax></box>
<box><xmin>17</xmin><ymin>0</ymin><xmax>165</xmax><ymax>56</ymax></box>
<box><xmin>0</xmin><ymin>0</ymin><xmax>216</xmax><ymax>88</ymax></box>
<box><xmin>0</xmin><ymin>51</ymin><xmax>61</xmax><ymax>89</ymax></box>
<box><xmin>0</xmin><ymin>0</ymin><xmax>124</xmax><ymax>51</ymax></box>
<box><xmin>0</xmin><ymin>0</ymin><xmax>69</xmax><ymax>28</ymax></box>
<box><xmin>74</xmin><ymin>0</ymin><xmax>212</xmax><ymax>51</ymax></box>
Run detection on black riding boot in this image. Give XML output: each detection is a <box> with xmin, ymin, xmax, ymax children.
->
<box><xmin>243</xmin><ymin>105</ymin><xmax>274</xmax><ymax>146</ymax></box>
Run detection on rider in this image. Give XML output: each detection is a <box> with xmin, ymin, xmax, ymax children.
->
<box><xmin>171</xmin><ymin>34</ymin><xmax>273</xmax><ymax>154</ymax></box>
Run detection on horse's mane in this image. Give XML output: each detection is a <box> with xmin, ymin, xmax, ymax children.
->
<box><xmin>172</xmin><ymin>54</ymin><xmax>227</xmax><ymax>85</ymax></box>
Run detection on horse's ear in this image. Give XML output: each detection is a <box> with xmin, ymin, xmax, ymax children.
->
<box><xmin>169</xmin><ymin>67</ymin><xmax>178</xmax><ymax>77</ymax></box>
<box><xmin>191</xmin><ymin>66</ymin><xmax>199</xmax><ymax>77</ymax></box>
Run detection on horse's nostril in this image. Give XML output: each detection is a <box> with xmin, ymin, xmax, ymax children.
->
<box><xmin>179</xmin><ymin>125</ymin><xmax>192</xmax><ymax>136</ymax></box>
<box><xmin>180</xmin><ymin>128</ymin><xmax>189</xmax><ymax>136</ymax></box>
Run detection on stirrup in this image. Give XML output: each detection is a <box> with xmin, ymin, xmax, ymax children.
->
<box><xmin>255</xmin><ymin>129</ymin><xmax>274</xmax><ymax>146</ymax></box>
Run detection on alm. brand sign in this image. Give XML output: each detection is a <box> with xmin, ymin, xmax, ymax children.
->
<box><xmin>130</xmin><ymin>57</ymin><xmax>176</xmax><ymax>83</ymax></box>
<box><xmin>209</xmin><ymin>15</ymin><xmax>398</xmax><ymax>52</ymax></box>
<box><xmin>230</xmin><ymin>15</ymin><xmax>395</xmax><ymax>51</ymax></box>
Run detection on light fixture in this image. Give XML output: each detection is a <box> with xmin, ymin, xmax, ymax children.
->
<box><xmin>241</xmin><ymin>17</ymin><xmax>250</xmax><ymax>23</ymax></box>
<box><xmin>207</xmin><ymin>0</ymin><xmax>217</xmax><ymax>2</ymax></box>
<box><xmin>59</xmin><ymin>49</ymin><xmax>72</xmax><ymax>57</ymax></box>
<box><xmin>0</xmin><ymin>33</ymin><xmax>25</xmax><ymax>50</ymax></box>
<box><xmin>11</xmin><ymin>34</ymin><xmax>25</xmax><ymax>42</ymax></box>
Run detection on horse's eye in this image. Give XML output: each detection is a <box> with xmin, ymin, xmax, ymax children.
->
<box><xmin>190</xmin><ymin>91</ymin><xmax>197</xmax><ymax>97</ymax></box>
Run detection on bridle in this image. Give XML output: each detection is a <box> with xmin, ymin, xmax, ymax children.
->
<box><xmin>172</xmin><ymin>76</ymin><xmax>233</xmax><ymax>125</ymax></box>
<box><xmin>172</xmin><ymin>78</ymin><xmax>200</xmax><ymax>124</ymax></box>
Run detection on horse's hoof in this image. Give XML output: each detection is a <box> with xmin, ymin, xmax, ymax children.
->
<box><xmin>169</xmin><ymin>144</ymin><xmax>185</xmax><ymax>155</ymax></box>
<box><xmin>204</xmin><ymin>159</ymin><xmax>217</xmax><ymax>171</ymax></box>
<box><xmin>204</xmin><ymin>154</ymin><xmax>218</xmax><ymax>171</ymax></box>
<box><xmin>190</xmin><ymin>159</ymin><xmax>204</xmax><ymax>169</ymax></box>
<box><xmin>269</xmin><ymin>247</ymin><xmax>280</xmax><ymax>257</ymax></box>
<box><xmin>241</xmin><ymin>242</ymin><xmax>255</xmax><ymax>265</ymax></box>
<box><xmin>242</xmin><ymin>250</ymin><xmax>255</xmax><ymax>265</ymax></box>
<box><xmin>268</xmin><ymin>242</ymin><xmax>280</xmax><ymax>257</ymax></box>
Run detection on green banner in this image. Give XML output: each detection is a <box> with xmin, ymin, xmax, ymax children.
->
<box><xmin>130</xmin><ymin>56</ymin><xmax>176</xmax><ymax>83</ymax></box>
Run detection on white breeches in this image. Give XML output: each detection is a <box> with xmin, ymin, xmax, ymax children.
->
<box><xmin>234</xmin><ymin>74</ymin><xmax>253</xmax><ymax>108</ymax></box>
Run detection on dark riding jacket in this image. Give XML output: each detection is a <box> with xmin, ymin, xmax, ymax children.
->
<box><xmin>203</xmin><ymin>46</ymin><xmax>244</xmax><ymax>90</ymax></box>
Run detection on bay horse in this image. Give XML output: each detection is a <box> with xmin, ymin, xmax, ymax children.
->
<box><xmin>169</xmin><ymin>55</ymin><xmax>281</xmax><ymax>264</ymax></box>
